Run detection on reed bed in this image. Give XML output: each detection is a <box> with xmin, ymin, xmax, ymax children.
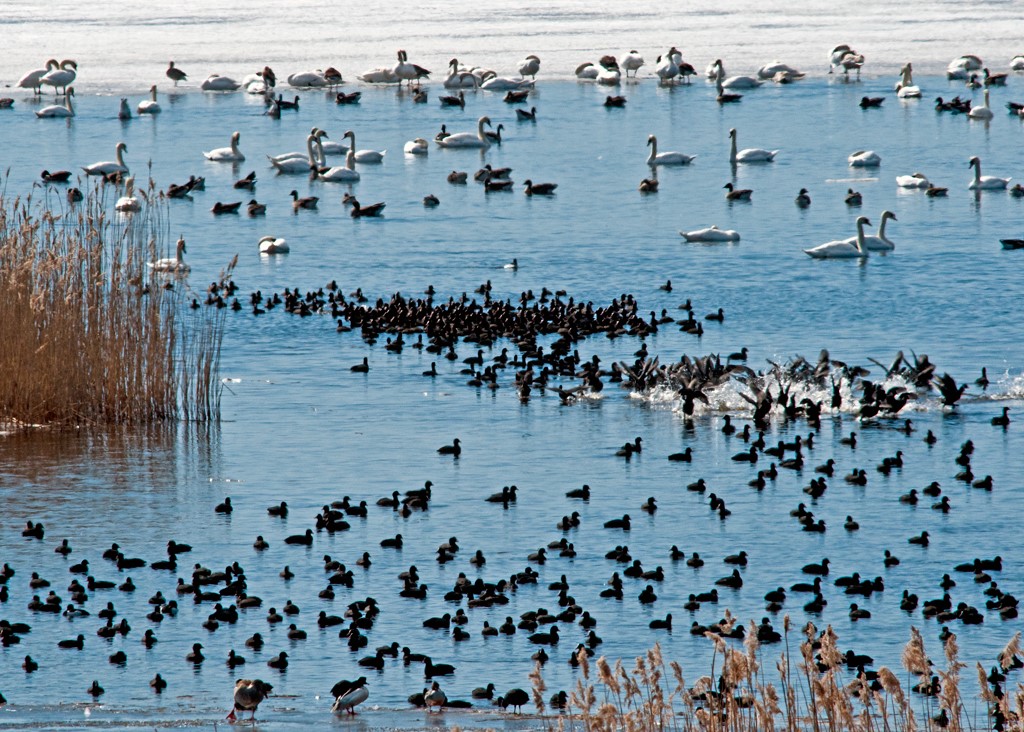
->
<box><xmin>523</xmin><ymin>620</ymin><xmax>1022</xmax><ymax>732</ymax></box>
<box><xmin>0</xmin><ymin>180</ymin><xmax>227</xmax><ymax>427</ymax></box>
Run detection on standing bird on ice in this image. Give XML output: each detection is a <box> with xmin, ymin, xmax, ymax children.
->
<box><xmin>226</xmin><ymin>679</ymin><xmax>273</xmax><ymax>722</ymax></box>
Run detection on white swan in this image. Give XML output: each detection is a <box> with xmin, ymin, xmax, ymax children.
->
<box><xmin>480</xmin><ymin>75</ymin><xmax>533</xmax><ymax>91</ymax></box>
<box><xmin>18</xmin><ymin>59</ymin><xmax>59</xmax><ymax>93</ymax></box>
<box><xmin>287</xmin><ymin>70</ymin><xmax>328</xmax><ymax>88</ymax></box>
<box><xmin>729</xmin><ymin>128</ymin><xmax>778</xmax><ymax>163</ymax></box>
<box><xmin>317</xmin><ymin>129</ymin><xmax>349</xmax><ymax>156</ymax></box>
<box><xmin>317</xmin><ymin>148</ymin><xmax>360</xmax><ymax>182</ymax></box>
<box><xmin>344</xmin><ymin>131</ymin><xmax>385</xmax><ymax>163</ymax></box>
<box><xmin>435</xmin><ymin>116</ymin><xmax>492</xmax><ymax>149</ymax></box>
<box><xmin>269</xmin><ymin>132</ymin><xmax>319</xmax><ymax>174</ymax></box>
<box><xmin>204</xmin><ymin>131</ymin><xmax>245</xmax><ymax>162</ymax></box>
<box><xmin>757</xmin><ymin>61</ymin><xmax>802</xmax><ymax>80</ymax></box>
<box><xmin>444</xmin><ymin>59</ymin><xmax>480</xmax><ymax>88</ymax></box>
<box><xmin>895</xmin><ymin>63</ymin><xmax>921</xmax><ymax>98</ymax></box>
<box><xmin>149</xmin><ymin>237</ymin><xmax>190</xmax><ymax>273</ymax></box>
<box><xmin>82</xmin><ymin>141</ymin><xmax>128</xmax><ymax>176</ymax></box>
<box><xmin>41</xmin><ymin>60</ymin><xmax>77</xmax><ymax>95</ymax></box>
<box><xmin>575</xmin><ymin>63</ymin><xmax>599</xmax><ymax>80</ymax></box>
<box><xmin>518</xmin><ymin>55</ymin><xmax>541</xmax><ymax>79</ymax></box>
<box><xmin>713</xmin><ymin>61</ymin><xmax>762</xmax><ymax>89</ymax></box>
<box><xmin>722</xmin><ymin>74</ymin><xmax>762</xmax><ymax>89</ymax></box>
<box><xmin>622</xmin><ymin>50</ymin><xmax>644</xmax><ymax>78</ymax></box>
<box><xmin>36</xmin><ymin>87</ymin><xmax>75</xmax><ymax>118</ymax></box>
<box><xmin>805</xmin><ymin>216</ymin><xmax>870</xmax><ymax>259</ymax></box>
<box><xmin>392</xmin><ymin>50</ymin><xmax>419</xmax><ymax>86</ymax></box>
<box><xmin>647</xmin><ymin>134</ymin><xmax>695</xmax><ymax>166</ymax></box>
<box><xmin>357</xmin><ymin>67</ymin><xmax>399</xmax><ymax>84</ymax></box>
<box><xmin>200</xmin><ymin>75</ymin><xmax>240</xmax><ymax>91</ymax></box>
<box><xmin>947</xmin><ymin>55</ymin><xmax>983</xmax><ymax>80</ymax></box>
<box><xmin>404</xmin><ymin>138</ymin><xmax>429</xmax><ymax>155</ymax></box>
<box><xmin>270</xmin><ymin>129</ymin><xmax>327</xmax><ymax>163</ymax></box>
<box><xmin>1011</xmin><ymin>55</ymin><xmax>1024</xmax><ymax>71</ymax></box>
<box><xmin>855</xmin><ymin>210</ymin><xmax>897</xmax><ymax>251</ymax></box>
<box><xmin>137</xmin><ymin>85</ymin><xmax>161</xmax><ymax>114</ymax></box>
<box><xmin>848</xmin><ymin>150</ymin><xmax>881</xmax><ymax>167</ymax></box>
<box><xmin>968</xmin><ymin>88</ymin><xmax>994</xmax><ymax>120</ymax></box>
<box><xmin>680</xmin><ymin>225</ymin><xmax>740</xmax><ymax>242</ymax></box>
<box><xmin>114</xmin><ymin>177</ymin><xmax>141</xmax><ymax>212</ymax></box>
<box><xmin>968</xmin><ymin>156</ymin><xmax>1010</xmax><ymax>190</ymax></box>
<box><xmin>896</xmin><ymin>172</ymin><xmax>930</xmax><ymax>188</ymax></box>
<box><xmin>655</xmin><ymin>50</ymin><xmax>679</xmax><ymax>83</ymax></box>
<box><xmin>258</xmin><ymin>236</ymin><xmax>289</xmax><ymax>254</ymax></box>
<box><xmin>598</xmin><ymin>66</ymin><xmax>621</xmax><ymax>85</ymax></box>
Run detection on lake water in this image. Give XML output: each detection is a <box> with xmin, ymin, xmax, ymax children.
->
<box><xmin>2</xmin><ymin>5</ymin><xmax>1024</xmax><ymax>730</ymax></box>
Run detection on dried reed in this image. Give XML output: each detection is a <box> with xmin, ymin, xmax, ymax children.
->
<box><xmin>528</xmin><ymin>624</ymin><xmax>1023</xmax><ymax>732</ymax></box>
<box><xmin>0</xmin><ymin>181</ymin><xmax>226</xmax><ymax>428</ymax></box>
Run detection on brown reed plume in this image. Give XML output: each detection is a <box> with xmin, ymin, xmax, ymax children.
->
<box><xmin>529</xmin><ymin>624</ymin><xmax>1024</xmax><ymax>732</ymax></box>
<box><xmin>0</xmin><ymin>181</ymin><xmax>228</xmax><ymax>427</ymax></box>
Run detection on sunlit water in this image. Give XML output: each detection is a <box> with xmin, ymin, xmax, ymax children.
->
<box><xmin>2</xmin><ymin>6</ymin><xmax>1024</xmax><ymax>731</ymax></box>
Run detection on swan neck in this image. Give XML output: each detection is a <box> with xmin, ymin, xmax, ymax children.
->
<box><xmin>231</xmin><ymin>135</ymin><xmax>239</xmax><ymax>155</ymax></box>
<box><xmin>877</xmin><ymin>214</ymin><xmax>887</xmax><ymax>238</ymax></box>
<box><xmin>730</xmin><ymin>134</ymin><xmax>737</xmax><ymax>163</ymax></box>
<box><xmin>308</xmin><ymin>135</ymin><xmax>320</xmax><ymax>167</ymax></box>
<box><xmin>116</xmin><ymin>146</ymin><xmax>124</xmax><ymax>166</ymax></box>
<box><xmin>855</xmin><ymin>220</ymin><xmax>866</xmax><ymax>251</ymax></box>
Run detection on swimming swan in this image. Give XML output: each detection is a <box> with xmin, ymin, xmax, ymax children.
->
<box><xmin>895</xmin><ymin>63</ymin><xmax>921</xmax><ymax>98</ymax></box>
<box><xmin>18</xmin><ymin>59</ymin><xmax>59</xmax><ymax>93</ymax></box>
<box><xmin>848</xmin><ymin>150</ymin><xmax>881</xmax><ymax>167</ymax></box>
<box><xmin>647</xmin><ymin>134</ymin><xmax>695</xmax><ymax>165</ymax></box>
<box><xmin>968</xmin><ymin>156</ymin><xmax>1010</xmax><ymax>190</ymax></box>
<box><xmin>844</xmin><ymin>210</ymin><xmax>896</xmax><ymax>251</ymax></box>
<box><xmin>896</xmin><ymin>172</ymin><xmax>930</xmax><ymax>188</ymax></box>
<box><xmin>270</xmin><ymin>129</ymin><xmax>327</xmax><ymax>163</ymax></box>
<box><xmin>258</xmin><ymin>236</ymin><xmax>289</xmax><ymax>254</ymax></box>
<box><xmin>680</xmin><ymin>225</ymin><xmax>741</xmax><ymax>242</ymax></box>
<box><xmin>1011</xmin><ymin>55</ymin><xmax>1024</xmax><ymax>71</ymax></box>
<box><xmin>344</xmin><ymin>130</ymin><xmax>385</xmax><ymax>163</ymax></box>
<box><xmin>149</xmin><ymin>237</ymin><xmax>190</xmax><ymax>273</ymax></box>
<box><xmin>41</xmin><ymin>60</ymin><xmax>77</xmax><ymax>95</ymax></box>
<box><xmin>114</xmin><ymin>176</ymin><xmax>141</xmax><ymax>212</ymax></box>
<box><xmin>137</xmin><ymin>85</ymin><xmax>161</xmax><ymax>114</ymax></box>
<box><xmin>204</xmin><ymin>131</ymin><xmax>245</xmax><ymax>162</ymax></box>
<box><xmin>316</xmin><ymin>147</ymin><xmax>360</xmax><ymax>182</ymax></box>
<box><xmin>729</xmin><ymin>128</ymin><xmax>778</xmax><ymax>163</ymax></box>
<box><xmin>82</xmin><ymin>141</ymin><xmax>128</xmax><ymax>176</ymax></box>
<box><xmin>435</xmin><ymin>116</ymin><xmax>492</xmax><ymax>149</ymax></box>
<box><xmin>200</xmin><ymin>75</ymin><xmax>240</xmax><ymax>91</ymax></box>
<box><xmin>36</xmin><ymin>87</ymin><xmax>75</xmax><ymax>118</ymax></box>
<box><xmin>269</xmin><ymin>133</ymin><xmax>320</xmax><ymax>174</ymax></box>
<box><xmin>404</xmin><ymin>138</ymin><xmax>429</xmax><ymax>155</ymax></box>
<box><xmin>968</xmin><ymin>88</ymin><xmax>994</xmax><ymax>120</ymax></box>
<box><xmin>804</xmin><ymin>216</ymin><xmax>871</xmax><ymax>259</ymax></box>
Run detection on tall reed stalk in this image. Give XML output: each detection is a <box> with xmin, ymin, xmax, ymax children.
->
<box><xmin>530</xmin><ymin>624</ymin><xmax>1022</xmax><ymax>732</ymax></box>
<box><xmin>0</xmin><ymin>180</ymin><xmax>227</xmax><ymax>428</ymax></box>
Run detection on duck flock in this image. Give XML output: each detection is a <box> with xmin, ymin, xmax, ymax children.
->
<box><xmin>2</xmin><ymin>45</ymin><xmax>1024</xmax><ymax>727</ymax></box>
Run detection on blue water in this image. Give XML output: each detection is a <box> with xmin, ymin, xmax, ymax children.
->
<box><xmin>2</xmin><ymin>73</ymin><xmax>1024</xmax><ymax>730</ymax></box>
